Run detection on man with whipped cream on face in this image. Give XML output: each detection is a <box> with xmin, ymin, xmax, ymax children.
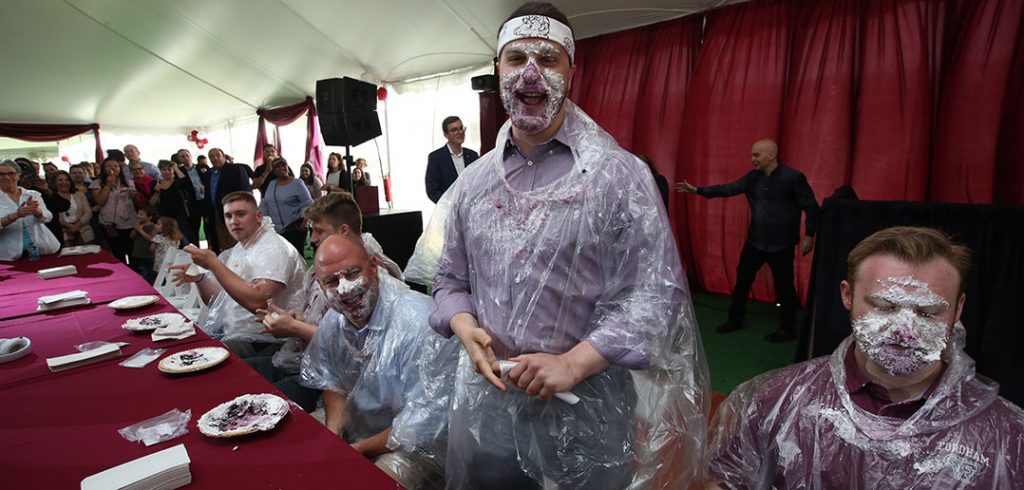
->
<box><xmin>706</xmin><ymin>226</ymin><xmax>1024</xmax><ymax>489</ymax></box>
<box><xmin>429</xmin><ymin>2</ymin><xmax>709</xmax><ymax>488</ymax></box>
<box><xmin>301</xmin><ymin>234</ymin><xmax>459</xmax><ymax>489</ymax></box>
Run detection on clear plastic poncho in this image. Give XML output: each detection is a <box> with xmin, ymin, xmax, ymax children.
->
<box><xmin>706</xmin><ymin>335</ymin><xmax>1024</xmax><ymax>489</ymax></box>
<box><xmin>410</xmin><ymin>101</ymin><xmax>710</xmax><ymax>488</ymax></box>
<box><xmin>271</xmin><ymin>232</ymin><xmax>405</xmax><ymax>374</ymax></box>
<box><xmin>299</xmin><ymin>270</ymin><xmax>461</xmax><ymax>459</ymax></box>
<box><xmin>197</xmin><ymin>227</ymin><xmax>306</xmax><ymax>343</ymax></box>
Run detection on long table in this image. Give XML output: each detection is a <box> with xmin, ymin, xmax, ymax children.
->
<box><xmin>0</xmin><ymin>252</ymin><xmax>400</xmax><ymax>489</ymax></box>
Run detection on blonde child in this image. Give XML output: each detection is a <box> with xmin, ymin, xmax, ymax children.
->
<box><xmin>152</xmin><ymin>216</ymin><xmax>186</xmax><ymax>270</ymax></box>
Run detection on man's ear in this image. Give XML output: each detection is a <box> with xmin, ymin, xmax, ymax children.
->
<box><xmin>954</xmin><ymin>292</ymin><xmax>966</xmax><ymax>323</ymax></box>
<box><xmin>840</xmin><ymin>280</ymin><xmax>854</xmax><ymax>311</ymax></box>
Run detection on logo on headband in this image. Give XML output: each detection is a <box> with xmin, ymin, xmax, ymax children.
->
<box><xmin>497</xmin><ymin>15</ymin><xmax>576</xmax><ymax>63</ymax></box>
<box><xmin>514</xmin><ymin>16</ymin><xmax>551</xmax><ymax>38</ymax></box>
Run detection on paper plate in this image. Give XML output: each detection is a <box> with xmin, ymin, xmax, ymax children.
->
<box><xmin>108</xmin><ymin>295</ymin><xmax>160</xmax><ymax>310</ymax></box>
<box><xmin>0</xmin><ymin>337</ymin><xmax>32</xmax><ymax>364</ymax></box>
<box><xmin>122</xmin><ymin>313</ymin><xmax>185</xmax><ymax>332</ymax></box>
<box><xmin>158</xmin><ymin>347</ymin><xmax>229</xmax><ymax>374</ymax></box>
<box><xmin>198</xmin><ymin>393</ymin><xmax>290</xmax><ymax>438</ymax></box>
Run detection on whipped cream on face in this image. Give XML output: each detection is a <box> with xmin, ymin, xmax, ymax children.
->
<box><xmin>852</xmin><ymin>276</ymin><xmax>951</xmax><ymax>376</ymax></box>
<box><xmin>328</xmin><ymin>275</ymin><xmax>377</xmax><ymax>325</ymax></box>
<box><xmin>499</xmin><ymin>41</ymin><xmax>568</xmax><ymax>135</ymax></box>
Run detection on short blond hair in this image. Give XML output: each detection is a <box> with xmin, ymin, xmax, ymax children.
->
<box><xmin>221</xmin><ymin>191</ymin><xmax>257</xmax><ymax>207</ymax></box>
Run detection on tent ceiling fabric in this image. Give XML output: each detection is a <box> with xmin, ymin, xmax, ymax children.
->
<box><xmin>2</xmin><ymin>0</ymin><xmax>744</xmax><ymax>130</ymax></box>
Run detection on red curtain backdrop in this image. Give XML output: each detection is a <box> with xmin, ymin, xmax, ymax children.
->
<box><xmin>930</xmin><ymin>0</ymin><xmax>1024</xmax><ymax>202</ymax></box>
<box><xmin>254</xmin><ymin>96</ymin><xmax>323</xmax><ymax>176</ymax></box>
<box><xmin>677</xmin><ymin>0</ymin><xmax>792</xmax><ymax>299</ymax></box>
<box><xmin>0</xmin><ymin>123</ymin><xmax>104</xmax><ymax>164</ymax></box>
<box><xmin>564</xmin><ymin>0</ymin><xmax>1024</xmax><ymax>303</ymax></box>
<box><xmin>569</xmin><ymin>15</ymin><xmax>703</xmax><ymax>266</ymax></box>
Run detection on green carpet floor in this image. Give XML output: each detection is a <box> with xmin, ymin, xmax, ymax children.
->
<box><xmin>692</xmin><ymin>292</ymin><xmax>800</xmax><ymax>395</ymax></box>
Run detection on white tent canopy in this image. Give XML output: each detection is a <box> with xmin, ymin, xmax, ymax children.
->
<box><xmin>3</xmin><ymin>0</ymin><xmax>742</xmax><ymax>130</ymax></box>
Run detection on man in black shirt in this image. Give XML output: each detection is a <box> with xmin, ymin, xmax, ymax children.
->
<box><xmin>251</xmin><ymin>144</ymin><xmax>280</xmax><ymax>197</ymax></box>
<box><xmin>676</xmin><ymin>139</ymin><xmax>819</xmax><ymax>342</ymax></box>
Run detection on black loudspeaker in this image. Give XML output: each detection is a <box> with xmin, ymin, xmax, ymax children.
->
<box><xmin>317</xmin><ymin>77</ymin><xmax>382</xmax><ymax>146</ymax></box>
<box><xmin>472</xmin><ymin>74</ymin><xmax>498</xmax><ymax>92</ymax></box>
<box><xmin>319</xmin><ymin>112</ymin><xmax>382</xmax><ymax>148</ymax></box>
<box><xmin>316</xmin><ymin>77</ymin><xmax>377</xmax><ymax>113</ymax></box>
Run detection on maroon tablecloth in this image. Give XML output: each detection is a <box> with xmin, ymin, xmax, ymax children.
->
<box><xmin>0</xmin><ymin>299</ymin><xmax>202</xmax><ymax>387</ymax></box>
<box><xmin>0</xmin><ymin>254</ymin><xmax>400</xmax><ymax>489</ymax></box>
<box><xmin>0</xmin><ymin>251</ymin><xmax>152</xmax><ymax>320</ymax></box>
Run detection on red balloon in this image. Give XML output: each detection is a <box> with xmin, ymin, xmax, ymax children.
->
<box><xmin>201</xmin><ymin>138</ymin><xmax>209</xmax><ymax>144</ymax></box>
<box><xmin>191</xmin><ymin>129</ymin><xmax>199</xmax><ymax>136</ymax></box>
<box><xmin>61</xmin><ymin>155</ymin><xmax>70</xmax><ymax>162</ymax></box>
<box><xmin>187</xmin><ymin>134</ymin><xmax>196</xmax><ymax>142</ymax></box>
<box><xmin>197</xmin><ymin>142</ymin><xmax>205</xmax><ymax>149</ymax></box>
<box><xmin>377</xmin><ymin>87</ymin><xmax>388</xmax><ymax>101</ymax></box>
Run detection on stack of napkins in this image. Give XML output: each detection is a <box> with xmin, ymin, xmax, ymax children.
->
<box><xmin>151</xmin><ymin>317</ymin><xmax>196</xmax><ymax>342</ymax></box>
<box><xmin>59</xmin><ymin>245</ymin><xmax>101</xmax><ymax>256</ymax></box>
<box><xmin>38</xmin><ymin>265</ymin><xmax>78</xmax><ymax>279</ymax></box>
<box><xmin>81</xmin><ymin>443</ymin><xmax>191</xmax><ymax>490</ymax></box>
<box><xmin>37</xmin><ymin>290</ymin><xmax>91</xmax><ymax>311</ymax></box>
<box><xmin>46</xmin><ymin>343</ymin><xmax>122</xmax><ymax>372</ymax></box>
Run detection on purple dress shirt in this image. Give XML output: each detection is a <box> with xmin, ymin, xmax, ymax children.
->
<box><xmin>430</xmin><ymin>102</ymin><xmax>695</xmax><ymax>370</ymax></box>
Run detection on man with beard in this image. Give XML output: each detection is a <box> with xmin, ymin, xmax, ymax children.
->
<box><xmin>706</xmin><ymin>227</ymin><xmax>1024</xmax><ymax>489</ymax></box>
<box><xmin>202</xmin><ymin>148</ymin><xmax>253</xmax><ymax>253</ymax></box>
<box><xmin>675</xmin><ymin>138</ymin><xmax>819</xmax><ymax>342</ymax></box>
<box><xmin>301</xmin><ymin>234</ymin><xmax>458</xmax><ymax>488</ymax></box>
<box><xmin>425</xmin><ymin>116</ymin><xmax>479</xmax><ymax>203</ymax></box>
<box><xmin>427</xmin><ymin>2</ymin><xmax>709</xmax><ymax>488</ymax></box>
<box><xmin>170</xmin><ymin>191</ymin><xmax>305</xmax><ymax>358</ymax></box>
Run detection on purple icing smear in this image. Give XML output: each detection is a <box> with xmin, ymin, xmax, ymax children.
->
<box><xmin>215</xmin><ymin>400</ymin><xmax>272</xmax><ymax>431</ymax></box>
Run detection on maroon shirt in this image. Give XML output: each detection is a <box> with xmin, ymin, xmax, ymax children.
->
<box><xmin>844</xmin><ymin>343</ymin><xmax>943</xmax><ymax>420</ymax></box>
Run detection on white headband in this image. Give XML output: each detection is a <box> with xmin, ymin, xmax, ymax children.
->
<box><xmin>497</xmin><ymin>15</ymin><xmax>575</xmax><ymax>63</ymax></box>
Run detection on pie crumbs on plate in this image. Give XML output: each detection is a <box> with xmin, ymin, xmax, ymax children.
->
<box><xmin>122</xmin><ymin>313</ymin><xmax>185</xmax><ymax>332</ymax></box>
<box><xmin>158</xmin><ymin>347</ymin><xmax>229</xmax><ymax>374</ymax></box>
<box><xmin>198</xmin><ymin>393</ymin><xmax>290</xmax><ymax>438</ymax></box>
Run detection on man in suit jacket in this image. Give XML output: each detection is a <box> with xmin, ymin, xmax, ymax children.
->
<box><xmin>425</xmin><ymin>116</ymin><xmax>479</xmax><ymax>203</ymax></box>
<box><xmin>203</xmin><ymin>148</ymin><xmax>254</xmax><ymax>253</ymax></box>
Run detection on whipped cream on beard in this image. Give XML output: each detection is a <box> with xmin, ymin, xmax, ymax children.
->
<box><xmin>852</xmin><ymin>276</ymin><xmax>951</xmax><ymax>376</ymax></box>
<box><xmin>499</xmin><ymin>42</ymin><xmax>568</xmax><ymax>135</ymax></box>
<box><xmin>326</xmin><ymin>275</ymin><xmax>378</xmax><ymax>326</ymax></box>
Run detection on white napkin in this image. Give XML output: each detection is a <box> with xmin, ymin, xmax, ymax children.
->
<box><xmin>59</xmin><ymin>245</ymin><xmax>101</xmax><ymax>256</ymax></box>
<box><xmin>38</xmin><ymin>265</ymin><xmax>77</xmax><ymax>279</ymax></box>
<box><xmin>81</xmin><ymin>443</ymin><xmax>191</xmax><ymax>490</ymax></box>
<box><xmin>46</xmin><ymin>343</ymin><xmax>122</xmax><ymax>372</ymax></box>
<box><xmin>151</xmin><ymin>317</ymin><xmax>196</xmax><ymax>341</ymax></box>
<box><xmin>497</xmin><ymin>360</ymin><xmax>581</xmax><ymax>405</ymax></box>
<box><xmin>37</xmin><ymin>289</ymin><xmax>88</xmax><ymax>305</ymax></box>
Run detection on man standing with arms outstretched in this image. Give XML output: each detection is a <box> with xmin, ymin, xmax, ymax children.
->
<box><xmin>429</xmin><ymin>2</ymin><xmax>709</xmax><ymax>488</ymax></box>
